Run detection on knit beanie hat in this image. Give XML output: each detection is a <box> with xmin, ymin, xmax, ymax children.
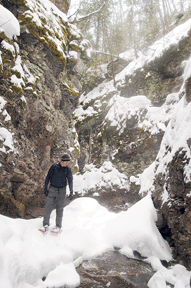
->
<box><xmin>61</xmin><ymin>154</ymin><xmax>71</xmax><ymax>161</ymax></box>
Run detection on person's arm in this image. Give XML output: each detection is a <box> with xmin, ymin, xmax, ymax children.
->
<box><xmin>44</xmin><ymin>165</ymin><xmax>54</xmax><ymax>196</ymax></box>
<box><xmin>67</xmin><ymin>167</ymin><xmax>73</xmax><ymax>199</ymax></box>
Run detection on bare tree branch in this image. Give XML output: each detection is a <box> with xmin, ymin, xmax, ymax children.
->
<box><xmin>68</xmin><ymin>9</ymin><xmax>80</xmax><ymax>20</ymax></box>
<box><xmin>69</xmin><ymin>2</ymin><xmax>106</xmax><ymax>24</ymax></box>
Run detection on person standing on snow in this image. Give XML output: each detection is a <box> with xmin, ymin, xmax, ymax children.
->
<box><xmin>40</xmin><ymin>154</ymin><xmax>73</xmax><ymax>233</ymax></box>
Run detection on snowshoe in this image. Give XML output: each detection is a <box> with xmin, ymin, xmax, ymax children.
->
<box><xmin>50</xmin><ymin>226</ymin><xmax>61</xmax><ymax>234</ymax></box>
<box><xmin>38</xmin><ymin>225</ymin><xmax>49</xmax><ymax>234</ymax></box>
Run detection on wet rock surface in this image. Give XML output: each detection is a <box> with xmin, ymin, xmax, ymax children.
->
<box><xmin>77</xmin><ymin>251</ymin><xmax>154</xmax><ymax>288</ymax></box>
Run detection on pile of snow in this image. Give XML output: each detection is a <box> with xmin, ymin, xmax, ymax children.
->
<box><xmin>73</xmin><ymin>161</ymin><xmax>129</xmax><ymax>195</ymax></box>
<box><xmin>1</xmin><ymin>195</ymin><xmax>190</xmax><ymax>288</ymax></box>
<box><xmin>11</xmin><ymin>54</ymin><xmax>25</xmax><ymax>90</ymax></box>
<box><xmin>136</xmin><ymin>162</ymin><xmax>156</xmax><ymax>195</ymax></box>
<box><xmin>0</xmin><ymin>5</ymin><xmax>20</xmax><ymax>39</ymax></box>
<box><xmin>73</xmin><ymin>104</ymin><xmax>98</xmax><ymax>122</ymax></box>
<box><xmin>104</xmin><ymin>195</ymin><xmax>171</xmax><ymax>261</ymax></box>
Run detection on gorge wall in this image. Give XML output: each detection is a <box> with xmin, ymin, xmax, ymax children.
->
<box><xmin>0</xmin><ymin>0</ymin><xmax>90</xmax><ymax>218</ymax></box>
<box><xmin>0</xmin><ymin>0</ymin><xmax>191</xmax><ymax>271</ymax></box>
<box><xmin>74</xmin><ymin>19</ymin><xmax>191</xmax><ymax>269</ymax></box>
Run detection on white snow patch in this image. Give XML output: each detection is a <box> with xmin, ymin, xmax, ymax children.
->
<box><xmin>43</xmin><ymin>262</ymin><xmax>80</xmax><ymax>288</ymax></box>
<box><xmin>0</xmin><ymin>127</ymin><xmax>15</xmax><ymax>152</ymax></box>
<box><xmin>104</xmin><ymin>94</ymin><xmax>151</xmax><ymax>134</ymax></box>
<box><xmin>0</xmin><ymin>5</ymin><xmax>20</xmax><ymax>39</ymax></box>
<box><xmin>0</xmin><ymin>97</ymin><xmax>11</xmax><ymax>122</ymax></box>
<box><xmin>1</xmin><ymin>40</ymin><xmax>15</xmax><ymax>55</ymax></box>
<box><xmin>74</xmin><ymin>161</ymin><xmax>129</xmax><ymax>195</ymax></box>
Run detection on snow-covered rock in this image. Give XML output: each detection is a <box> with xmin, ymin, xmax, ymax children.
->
<box><xmin>0</xmin><ymin>5</ymin><xmax>20</xmax><ymax>39</ymax></box>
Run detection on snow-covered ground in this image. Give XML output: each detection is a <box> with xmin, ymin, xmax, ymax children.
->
<box><xmin>1</xmin><ymin>195</ymin><xmax>190</xmax><ymax>288</ymax></box>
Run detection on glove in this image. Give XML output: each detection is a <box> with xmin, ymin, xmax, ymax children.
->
<box><xmin>44</xmin><ymin>189</ymin><xmax>49</xmax><ymax>196</ymax></box>
<box><xmin>69</xmin><ymin>194</ymin><xmax>73</xmax><ymax>201</ymax></box>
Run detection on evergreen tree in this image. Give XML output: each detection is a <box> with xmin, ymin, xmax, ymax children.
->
<box><xmin>69</xmin><ymin>0</ymin><xmax>191</xmax><ymax>57</ymax></box>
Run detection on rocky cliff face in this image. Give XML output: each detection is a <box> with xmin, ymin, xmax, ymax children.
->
<box><xmin>0</xmin><ymin>0</ymin><xmax>90</xmax><ymax>218</ymax></box>
<box><xmin>151</xmin><ymin>73</ymin><xmax>191</xmax><ymax>269</ymax></box>
<box><xmin>74</xmin><ymin>19</ymin><xmax>191</xmax><ymax>269</ymax></box>
<box><xmin>50</xmin><ymin>0</ymin><xmax>70</xmax><ymax>14</ymax></box>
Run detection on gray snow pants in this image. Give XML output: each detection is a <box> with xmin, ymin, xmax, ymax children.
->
<box><xmin>43</xmin><ymin>185</ymin><xmax>66</xmax><ymax>228</ymax></box>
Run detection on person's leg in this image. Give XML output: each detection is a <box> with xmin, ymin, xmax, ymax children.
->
<box><xmin>43</xmin><ymin>186</ymin><xmax>57</xmax><ymax>227</ymax></box>
<box><xmin>55</xmin><ymin>187</ymin><xmax>66</xmax><ymax>228</ymax></box>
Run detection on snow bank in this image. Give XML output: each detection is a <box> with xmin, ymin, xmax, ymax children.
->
<box><xmin>138</xmin><ymin>92</ymin><xmax>180</xmax><ymax>135</ymax></box>
<box><xmin>0</xmin><ymin>196</ymin><xmax>190</xmax><ymax>288</ymax></box>
<box><xmin>104</xmin><ymin>194</ymin><xmax>172</xmax><ymax>261</ymax></box>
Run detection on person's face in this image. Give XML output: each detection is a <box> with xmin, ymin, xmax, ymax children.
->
<box><xmin>60</xmin><ymin>160</ymin><xmax>70</xmax><ymax>167</ymax></box>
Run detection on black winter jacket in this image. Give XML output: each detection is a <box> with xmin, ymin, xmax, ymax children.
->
<box><xmin>44</xmin><ymin>163</ymin><xmax>73</xmax><ymax>194</ymax></box>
